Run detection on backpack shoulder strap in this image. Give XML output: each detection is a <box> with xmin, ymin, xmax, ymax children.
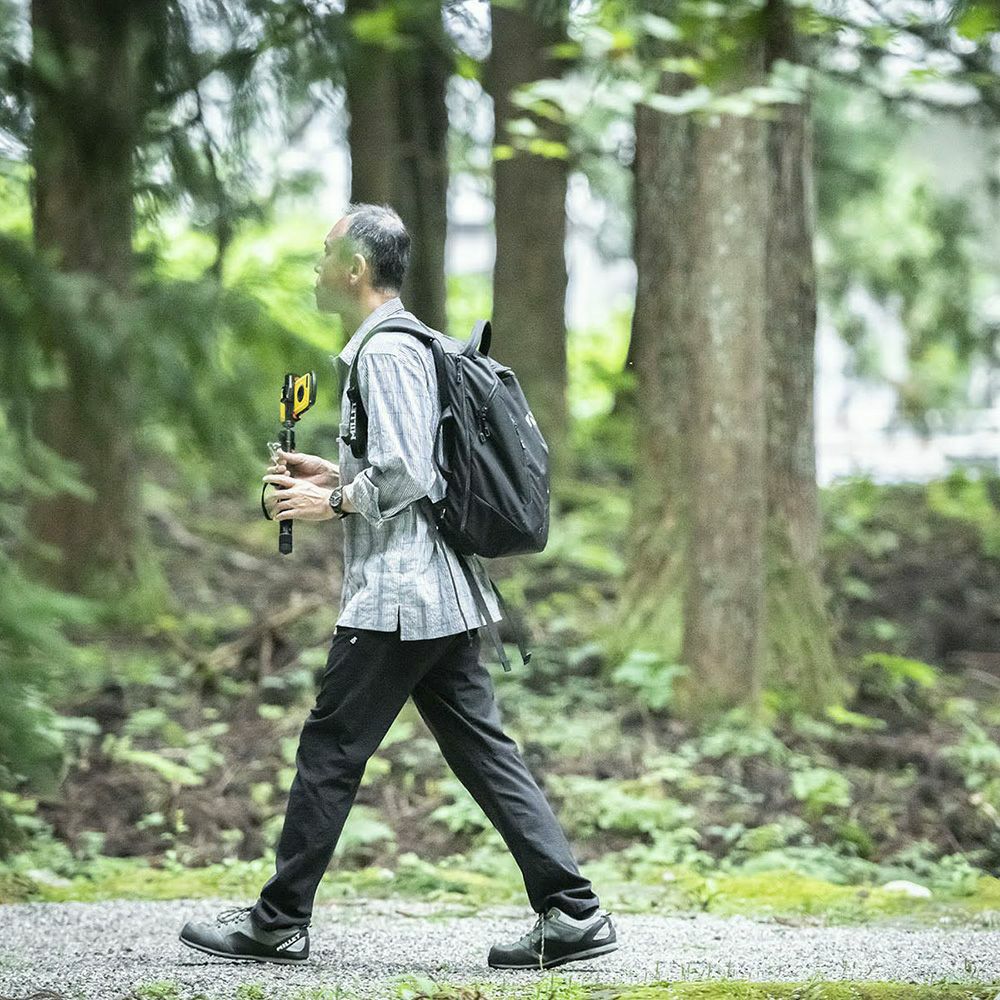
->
<box><xmin>341</xmin><ymin>314</ymin><xmax>450</xmax><ymax>459</ymax></box>
<box><xmin>346</xmin><ymin>314</ymin><xmax>445</xmax><ymax>409</ymax></box>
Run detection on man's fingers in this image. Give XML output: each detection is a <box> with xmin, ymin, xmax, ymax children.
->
<box><xmin>262</xmin><ymin>473</ymin><xmax>297</xmax><ymax>487</ymax></box>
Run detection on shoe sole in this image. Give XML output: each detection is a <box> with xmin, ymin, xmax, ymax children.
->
<box><xmin>179</xmin><ymin>932</ymin><xmax>308</xmax><ymax>966</ymax></box>
<box><xmin>488</xmin><ymin>940</ymin><xmax>619</xmax><ymax>970</ymax></box>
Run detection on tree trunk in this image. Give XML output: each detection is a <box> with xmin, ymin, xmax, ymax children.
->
<box><xmin>616</xmin><ymin>47</ymin><xmax>769</xmax><ymax>714</ymax></box>
<box><xmin>27</xmin><ymin>0</ymin><xmax>156</xmax><ymax>594</ymax></box>
<box><xmin>344</xmin><ymin>0</ymin><xmax>451</xmax><ymax>334</ymax></box>
<box><xmin>343</xmin><ymin>0</ymin><xmax>398</xmax><ymax>206</ymax></box>
<box><xmin>611</xmin><ymin>71</ymin><xmax>696</xmax><ymax>673</ymax></box>
<box><xmin>485</xmin><ymin>0</ymin><xmax>571</xmax><ymax>479</ymax></box>
<box><xmin>762</xmin><ymin>0</ymin><xmax>839</xmax><ymax>707</ymax></box>
<box><xmin>393</xmin><ymin>16</ymin><xmax>450</xmax><ymax>334</ymax></box>
<box><xmin>681</xmin><ymin>69</ymin><xmax>769</xmax><ymax>712</ymax></box>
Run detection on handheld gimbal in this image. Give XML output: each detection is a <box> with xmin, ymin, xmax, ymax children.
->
<box><xmin>260</xmin><ymin>371</ymin><xmax>317</xmax><ymax>554</ymax></box>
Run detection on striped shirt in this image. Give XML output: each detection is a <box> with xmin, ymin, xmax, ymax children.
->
<box><xmin>331</xmin><ymin>296</ymin><xmax>503</xmax><ymax>640</ymax></box>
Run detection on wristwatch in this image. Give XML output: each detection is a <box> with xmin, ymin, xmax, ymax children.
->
<box><xmin>329</xmin><ymin>485</ymin><xmax>348</xmax><ymax>519</ymax></box>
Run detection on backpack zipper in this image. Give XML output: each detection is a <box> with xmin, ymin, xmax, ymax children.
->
<box><xmin>478</xmin><ymin>383</ymin><xmax>499</xmax><ymax>442</ymax></box>
<box><xmin>459</xmin><ymin>379</ymin><xmax>499</xmax><ymax>532</ymax></box>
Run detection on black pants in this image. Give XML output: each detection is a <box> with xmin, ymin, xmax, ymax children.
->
<box><xmin>250</xmin><ymin>623</ymin><xmax>600</xmax><ymax>929</ymax></box>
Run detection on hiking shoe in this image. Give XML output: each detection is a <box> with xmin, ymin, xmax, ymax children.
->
<box><xmin>179</xmin><ymin>905</ymin><xmax>309</xmax><ymax>965</ymax></box>
<box><xmin>488</xmin><ymin>906</ymin><xmax>618</xmax><ymax>970</ymax></box>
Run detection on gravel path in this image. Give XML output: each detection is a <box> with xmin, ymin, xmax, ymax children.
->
<box><xmin>1</xmin><ymin>898</ymin><xmax>999</xmax><ymax>999</ymax></box>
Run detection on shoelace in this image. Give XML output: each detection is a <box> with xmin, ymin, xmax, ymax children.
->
<box><xmin>511</xmin><ymin>911</ymin><xmax>547</xmax><ymax>969</ymax></box>
<box><xmin>217</xmin><ymin>905</ymin><xmax>254</xmax><ymax>926</ymax></box>
<box><xmin>537</xmin><ymin>907</ymin><xmax>611</xmax><ymax>968</ymax></box>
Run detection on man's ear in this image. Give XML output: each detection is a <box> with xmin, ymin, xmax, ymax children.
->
<box><xmin>350</xmin><ymin>252</ymin><xmax>367</xmax><ymax>285</ymax></box>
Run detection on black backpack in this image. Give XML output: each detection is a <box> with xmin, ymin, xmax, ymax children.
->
<box><xmin>342</xmin><ymin>314</ymin><xmax>550</xmax><ymax>671</ymax></box>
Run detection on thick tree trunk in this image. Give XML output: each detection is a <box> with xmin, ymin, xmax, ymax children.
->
<box><xmin>343</xmin><ymin>0</ymin><xmax>398</xmax><ymax>206</ymax></box>
<box><xmin>617</xmin><ymin>48</ymin><xmax>769</xmax><ymax>714</ymax></box>
<box><xmin>618</xmin><ymin>8</ymin><xmax>837</xmax><ymax>714</ymax></box>
<box><xmin>27</xmin><ymin>0</ymin><xmax>155</xmax><ymax>594</ymax></box>
<box><xmin>485</xmin><ymin>0</ymin><xmax>571</xmax><ymax>479</ymax></box>
<box><xmin>762</xmin><ymin>0</ymin><xmax>839</xmax><ymax>707</ymax></box>
<box><xmin>681</xmin><ymin>73</ymin><xmax>769</xmax><ymax>712</ymax></box>
<box><xmin>344</xmin><ymin>0</ymin><xmax>450</xmax><ymax>334</ymax></box>
<box><xmin>393</xmin><ymin>23</ymin><xmax>450</xmax><ymax>334</ymax></box>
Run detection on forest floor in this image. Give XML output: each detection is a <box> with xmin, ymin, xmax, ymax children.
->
<box><xmin>4</xmin><ymin>478</ymin><xmax>1000</xmax><ymax>1000</ymax></box>
<box><xmin>1</xmin><ymin>897</ymin><xmax>1000</xmax><ymax>1000</ymax></box>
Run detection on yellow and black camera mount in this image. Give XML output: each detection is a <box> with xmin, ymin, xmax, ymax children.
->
<box><xmin>260</xmin><ymin>371</ymin><xmax>317</xmax><ymax>554</ymax></box>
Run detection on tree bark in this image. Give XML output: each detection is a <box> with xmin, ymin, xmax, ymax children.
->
<box><xmin>681</xmin><ymin>75</ymin><xmax>769</xmax><ymax>712</ymax></box>
<box><xmin>344</xmin><ymin>0</ymin><xmax>451</xmax><ymax>334</ymax></box>
<box><xmin>762</xmin><ymin>0</ymin><xmax>839</xmax><ymax>707</ymax></box>
<box><xmin>485</xmin><ymin>0</ymin><xmax>571</xmax><ymax>479</ymax></box>
<box><xmin>343</xmin><ymin>0</ymin><xmax>398</xmax><ymax>206</ymax></box>
<box><xmin>617</xmin><ymin>47</ymin><xmax>769</xmax><ymax>714</ymax></box>
<box><xmin>27</xmin><ymin>0</ymin><xmax>159</xmax><ymax>594</ymax></box>
<box><xmin>612</xmin><ymin>71</ymin><xmax>696</xmax><ymax>672</ymax></box>
<box><xmin>393</xmin><ymin>13</ymin><xmax>450</xmax><ymax>334</ymax></box>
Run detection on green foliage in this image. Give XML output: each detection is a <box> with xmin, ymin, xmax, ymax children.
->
<box><xmin>548</xmin><ymin>774</ymin><xmax>695</xmax><ymax>838</ymax></box>
<box><xmin>824</xmin><ymin>705</ymin><xmax>888</xmax><ymax>732</ymax></box>
<box><xmin>853</xmin><ymin>653</ymin><xmax>941</xmax><ymax>722</ymax></box>
<box><xmin>334</xmin><ymin>804</ymin><xmax>396</xmax><ymax>863</ymax></box>
<box><xmin>0</xmin><ymin>406</ymin><xmax>99</xmax><ymax>853</ymax></box>
<box><xmin>696</xmin><ymin>709</ymin><xmax>793</xmax><ymax>766</ymax></box>
<box><xmin>943</xmin><ymin>720</ymin><xmax>1000</xmax><ymax>821</ymax></box>
<box><xmin>446</xmin><ymin>273</ymin><xmax>492</xmax><ymax>342</ymax></box>
<box><xmin>926</xmin><ymin>467</ymin><xmax>1000</xmax><ymax>559</ymax></box>
<box><xmin>815</xmin><ymin>80</ymin><xmax>995</xmax><ymax>431</ymax></box>
<box><xmin>610</xmin><ymin>827</ymin><xmax>715</xmax><ymax>877</ymax></box>
<box><xmin>609</xmin><ymin>982</ymin><xmax>1000</xmax><ymax>999</ymax></box>
<box><xmin>859</xmin><ymin>653</ymin><xmax>939</xmax><ymax>692</ymax></box>
<box><xmin>429</xmin><ymin>776</ymin><xmax>492</xmax><ymax>836</ymax></box>
<box><xmin>235</xmin><ymin>986</ymin><xmax>268</xmax><ymax>1000</ymax></box>
<box><xmin>610</xmin><ymin>649</ymin><xmax>688</xmax><ymax>712</ymax></box>
<box><xmin>955</xmin><ymin>2</ymin><xmax>1000</xmax><ymax>41</ymax></box>
<box><xmin>821</xmin><ymin>474</ymin><xmax>1000</xmax><ymax>668</ymax></box>
<box><xmin>538</xmin><ymin>479</ymin><xmax>630</xmax><ymax>579</ymax></box>
<box><xmin>884</xmin><ymin>842</ymin><xmax>982</xmax><ymax>897</ymax></box>
<box><xmin>790</xmin><ymin>768</ymin><xmax>853</xmax><ymax>820</ymax></box>
<box><xmin>132</xmin><ymin>984</ymin><xmax>182</xmax><ymax>1000</ymax></box>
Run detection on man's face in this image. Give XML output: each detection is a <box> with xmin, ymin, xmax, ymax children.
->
<box><xmin>314</xmin><ymin>216</ymin><xmax>362</xmax><ymax>314</ymax></box>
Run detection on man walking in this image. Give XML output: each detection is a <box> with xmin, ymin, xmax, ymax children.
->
<box><xmin>179</xmin><ymin>203</ymin><xmax>617</xmax><ymax>970</ymax></box>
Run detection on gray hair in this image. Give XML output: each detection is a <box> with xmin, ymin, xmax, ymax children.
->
<box><xmin>343</xmin><ymin>202</ymin><xmax>411</xmax><ymax>293</ymax></box>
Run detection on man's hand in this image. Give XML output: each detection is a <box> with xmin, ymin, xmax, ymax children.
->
<box><xmin>266</xmin><ymin>449</ymin><xmax>339</xmax><ymax>489</ymax></box>
<box><xmin>262</xmin><ymin>474</ymin><xmax>335</xmax><ymax>521</ymax></box>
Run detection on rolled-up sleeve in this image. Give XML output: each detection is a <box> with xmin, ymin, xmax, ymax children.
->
<box><xmin>344</xmin><ymin>347</ymin><xmax>437</xmax><ymax>527</ymax></box>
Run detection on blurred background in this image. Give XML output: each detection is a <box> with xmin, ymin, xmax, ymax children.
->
<box><xmin>1</xmin><ymin>0</ymin><xmax>1000</xmax><ymax>927</ymax></box>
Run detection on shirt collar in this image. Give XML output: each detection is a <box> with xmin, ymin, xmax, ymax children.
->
<box><xmin>330</xmin><ymin>296</ymin><xmax>405</xmax><ymax>370</ymax></box>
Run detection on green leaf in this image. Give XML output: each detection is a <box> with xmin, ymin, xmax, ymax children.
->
<box><xmin>639</xmin><ymin>12</ymin><xmax>681</xmax><ymax>41</ymax></box>
<box><xmin>349</xmin><ymin>9</ymin><xmax>403</xmax><ymax>48</ymax></box>
<box><xmin>643</xmin><ymin>85</ymin><xmax>712</xmax><ymax>115</ymax></box>
<box><xmin>525</xmin><ymin>138</ymin><xmax>570</xmax><ymax>159</ymax></box>
<box><xmin>455</xmin><ymin>52</ymin><xmax>480</xmax><ymax>80</ymax></box>
<box><xmin>824</xmin><ymin>704</ymin><xmax>888</xmax><ymax>732</ymax></box>
<box><xmin>955</xmin><ymin>3</ymin><xmax>1000</xmax><ymax>40</ymax></box>
<box><xmin>106</xmin><ymin>741</ymin><xmax>203</xmax><ymax>787</ymax></box>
